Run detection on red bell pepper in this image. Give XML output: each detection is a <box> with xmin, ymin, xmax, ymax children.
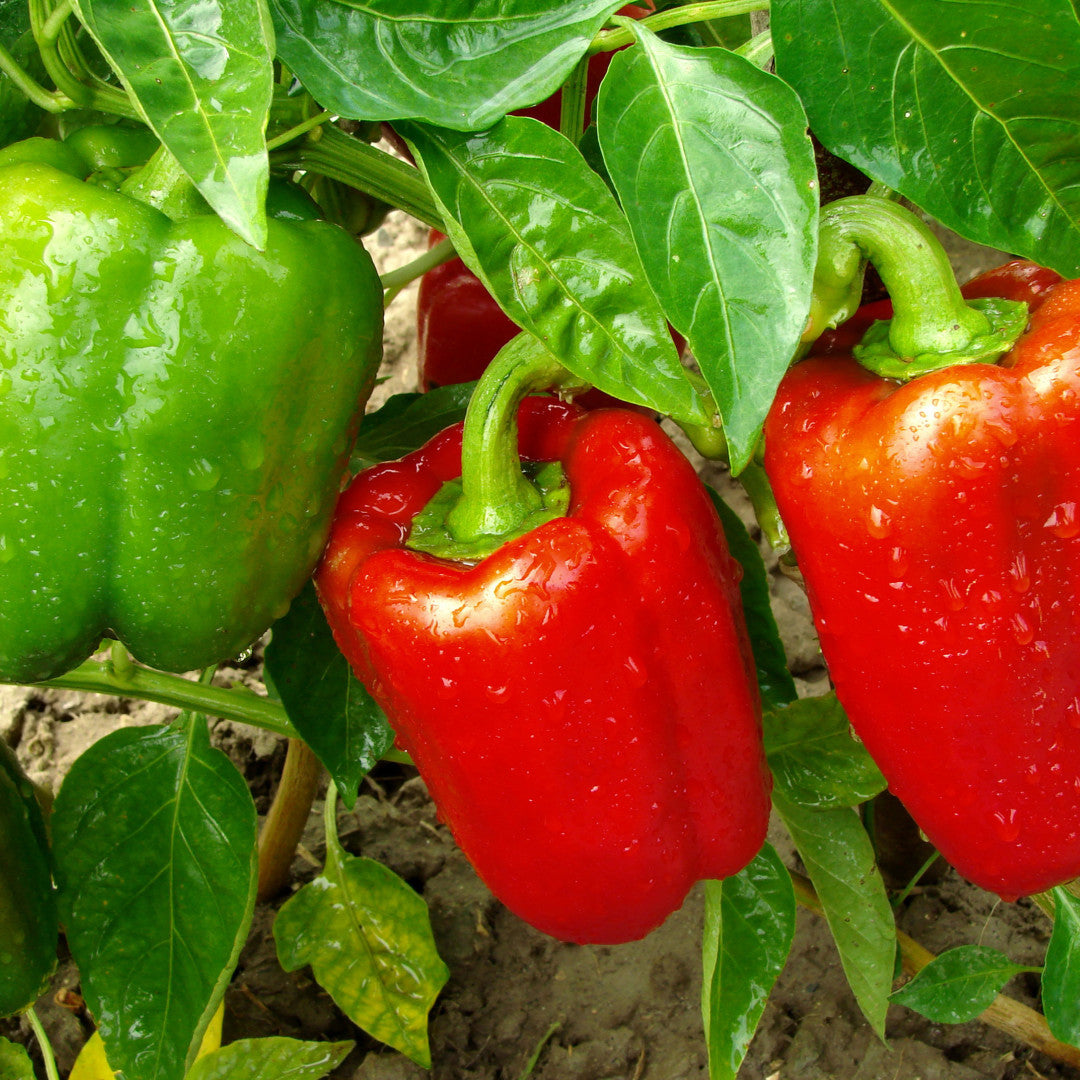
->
<box><xmin>316</xmin><ymin>343</ymin><xmax>770</xmax><ymax>943</ymax></box>
<box><xmin>765</xmin><ymin>196</ymin><xmax>1077</xmax><ymax>899</ymax></box>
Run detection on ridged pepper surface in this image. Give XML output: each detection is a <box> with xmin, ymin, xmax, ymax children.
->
<box><xmin>764</xmin><ymin>260</ymin><xmax>1080</xmax><ymax>899</ymax></box>
<box><xmin>0</xmin><ymin>136</ymin><xmax>383</xmax><ymax>682</ymax></box>
<box><xmin>316</xmin><ymin>395</ymin><xmax>770</xmax><ymax>943</ymax></box>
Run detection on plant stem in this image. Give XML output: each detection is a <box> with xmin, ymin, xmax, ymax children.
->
<box><xmin>446</xmin><ymin>335</ymin><xmax>583</xmax><ymax>545</ymax></box>
<box><xmin>593</xmin><ymin>0</ymin><xmax>768</xmax><ymax>52</ymax></box>
<box><xmin>380</xmin><ymin>236</ymin><xmax>455</xmax><ymax>301</ymax></box>
<box><xmin>29</xmin><ymin>657</ymin><xmax>301</xmax><ymax>739</ymax></box>
<box><xmin>789</xmin><ymin>871</ymin><xmax>1080</xmax><ymax>1070</ymax></box>
<box><xmin>558</xmin><ymin>53</ymin><xmax>590</xmax><ymax>144</ymax></box>
<box><xmin>27</xmin><ymin>1008</ymin><xmax>60</xmax><ymax>1080</ymax></box>
<box><xmin>257</xmin><ymin>739</ymin><xmax>322</xmax><ymax>901</ymax></box>
<box><xmin>274</xmin><ymin>125</ymin><xmax>442</xmax><ymax>228</ymax></box>
<box><xmin>0</xmin><ymin>39</ymin><xmax>70</xmax><ymax>112</ymax></box>
<box><xmin>266</xmin><ymin>110</ymin><xmax>334</xmax><ymax>152</ymax></box>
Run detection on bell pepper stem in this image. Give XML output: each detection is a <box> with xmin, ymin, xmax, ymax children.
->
<box><xmin>815</xmin><ymin>196</ymin><xmax>1029</xmax><ymax>378</ymax></box>
<box><xmin>447</xmin><ymin>334</ymin><xmax>586</xmax><ymax>545</ymax></box>
<box><xmin>820</xmin><ymin>196</ymin><xmax>991</xmax><ymax>354</ymax></box>
<box><xmin>558</xmin><ymin>53</ymin><xmax>590</xmax><ymax>144</ymax></box>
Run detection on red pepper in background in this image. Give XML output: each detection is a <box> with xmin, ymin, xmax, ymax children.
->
<box><xmin>417</xmin><ymin>229</ymin><xmax>683</xmax><ymax>407</ymax></box>
<box><xmin>765</xmin><ymin>203</ymin><xmax>1080</xmax><ymax>899</ymax></box>
<box><xmin>316</xmin><ymin>381</ymin><xmax>770</xmax><ymax>944</ymax></box>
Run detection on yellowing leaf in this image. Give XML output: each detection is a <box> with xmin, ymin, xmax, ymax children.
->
<box><xmin>70</xmin><ymin>1002</ymin><xmax>225</xmax><ymax>1080</ymax></box>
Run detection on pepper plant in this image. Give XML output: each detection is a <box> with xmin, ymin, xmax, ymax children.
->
<box><xmin>2</xmin><ymin>1</ymin><xmax>1080</xmax><ymax>1078</ymax></box>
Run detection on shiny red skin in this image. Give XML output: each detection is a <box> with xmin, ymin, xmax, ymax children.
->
<box><xmin>764</xmin><ymin>263</ymin><xmax>1080</xmax><ymax>899</ymax></box>
<box><xmin>316</xmin><ymin>397</ymin><xmax>771</xmax><ymax>943</ymax></box>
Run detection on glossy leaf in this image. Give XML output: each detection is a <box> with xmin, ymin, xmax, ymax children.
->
<box><xmin>274</xmin><ymin>810</ymin><xmax>448</xmax><ymax>1068</ymax></box>
<box><xmin>400</xmin><ymin>117</ymin><xmax>709</xmax><ymax>426</ymax></box>
<box><xmin>702</xmin><ymin>844</ymin><xmax>795</xmax><ymax>1080</ymax></box>
<box><xmin>265</xmin><ymin>583</ymin><xmax>395</xmax><ymax>809</ymax></box>
<box><xmin>70</xmin><ymin>1004</ymin><xmax>223</xmax><ymax>1080</ymax></box>
<box><xmin>351</xmin><ymin>384</ymin><xmax>475</xmax><ymax>471</ymax></box>
<box><xmin>51</xmin><ymin>719</ymin><xmax>257</xmax><ymax>1080</ymax></box>
<box><xmin>187</xmin><ymin>1037</ymin><xmax>353</xmax><ymax>1080</ymax></box>
<box><xmin>764</xmin><ymin>694</ymin><xmax>887</xmax><ymax>810</ymax></box>
<box><xmin>598</xmin><ymin>23</ymin><xmax>817</xmax><ymax>471</ymax></box>
<box><xmin>772</xmin><ymin>0</ymin><xmax>1080</xmax><ymax>277</ymax></box>
<box><xmin>0</xmin><ymin>742</ymin><xmax>56</xmax><ymax>1017</ymax></box>
<box><xmin>70</xmin><ymin>0</ymin><xmax>274</xmax><ymax>248</ymax></box>
<box><xmin>270</xmin><ymin>0</ymin><xmax>621</xmax><ymax>131</ymax></box>
<box><xmin>710</xmin><ymin>490</ymin><xmax>797</xmax><ymax>710</ymax></box>
<box><xmin>1044</xmin><ymin>887</ymin><xmax>1080</xmax><ymax>1046</ymax></box>
<box><xmin>0</xmin><ymin>1038</ymin><xmax>33</xmax><ymax>1079</ymax></box>
<box><xmin>774</xmin><ymin>794</ymin><xmax>895</xmax><ymax>1039</ymax></box>
<box><xmin>892</xmin><ymin>945</ymin><xmax>1028</xmax><ymax>1024</ymax></box>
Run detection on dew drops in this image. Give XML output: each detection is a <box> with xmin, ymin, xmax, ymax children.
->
<box><xmin>186</xmin><ymin>458</ymin><xmax>220</xmax><ymax>491</ymax></box>
<box><xmin>941</xmin><ymin>579</ymin><xmax>965</xmax><ymax>612</ymax></box>
<box><xmin>1045</xmin><ymin>501</ymin><xmax>1079</xmax><ymax>538</ymax></box>
<box><xmin>1011</xmin><ymin>612</ymin><xmax>1034</xmax><ymax>646</ymax></box>
<box><xmin>867</xmin><ymin>504</ymin><xmax>892</xmax><ymax>539</ymax></box>
<box><xmin>888</xmin><ymin>546</ymin><xmax>909</xmax><ymax>579</ymax></box>
<box><xmin>1008</xmin><ymin>554</ymin><xmax>1030</xmax><ymax>593</ymax></box>
<box><xmin>992</xmin><ymin>808</ymin><xmax>1020</xmax><ymax>844</ymax></box>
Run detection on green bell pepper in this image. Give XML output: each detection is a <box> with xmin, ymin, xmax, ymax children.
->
<box><xmin>0</xmin><ymin>137</ymin><xmax>384</xmax><ymax>682</ymax></box>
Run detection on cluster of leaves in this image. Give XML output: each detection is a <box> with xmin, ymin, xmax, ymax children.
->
<box><xmin>4</xmin><ymin>0</ymin><xmax>1080</xmax><ymax>1077</ymax></box>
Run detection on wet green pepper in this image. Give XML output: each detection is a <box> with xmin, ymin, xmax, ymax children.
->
<box><xmin>0</xmin><ymin>137</ymin><xmax>384</xmax><ymax>682</ymax></box>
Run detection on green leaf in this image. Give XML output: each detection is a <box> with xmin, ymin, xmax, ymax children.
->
<box><xmin>274</xmin><ymin>829</ymin><xmax>449</xmax><ymax>1067</ymax></box>
<box><xmin>269</xmin><ymin>0</ymin><xmax>622</xmax><ymax>131</ymax></box>
<box><xmin>399</xmin><ymin>117</ymin><xmax>709</xmax><ymax>426</ymax></box>
<box><xmin>1044</xmin><ymin>887</ymin><xmax>1080</xmax><ymax>1047</ymax></box>
<box><xmin>51</xmin><ymin>718</ymin><xmax>258</xmax><ymax>1080</ymax></box>
<box><xmin>0</xmin><ymin>742</ymin><xmax>57</xmax><ymax>1017</ymax></box>
<box><xmin>764</xmin><ymin>694</ymin><xmax>887</xmax><ymax>810</ymax></box>
<box><xmin>892</xmin><ymin>945</ymin><xmax>1028</xmax><ymax>1024</ymax></box>
<box><xmin>70</xmin><ymin>0</ymin><xmax>274</xmax><ymax>248</ymax></box>
<box><xmin>774</xmin><ymin>794</ymin><xmax>895</xmax><ymax>1039</ymax></box>
<box><xmin>772</xmin><ymin>0</ymin><xmax>1080</xmax><ymax>277</ymax></box>
<box><xmin>0</xmin><ymin>1037</ymin><xmax>33</xmax><ymax>1079</ymax></box>
<box><xmin>710</xmin><ymin>490</ymin><xmax>797</xmax><ymax>710</ymax></box>
<box><xmin>351</xmin><ymin>384</ymin><xmax>475</xmax><ymax>472</ymax></box>
<box><xmin>264</xmin><ymin>583</ymin><xmax>395</xmax><ymax>809</ymax></box>
<box><xmin>702</xmin><ymin>845</ymin><xmax>795</xmax><ymax>1080</ymax></box>
<box><xmin>0</xmin><ymin>0</ymin><xmax>29</xmax><ymax>45</ymax></box>
<box><xmin>597</xmin><ymin>24</ymin><xmax>817</xmax><ymax>471</ymax></box>
<box><xmin>187</xmin><ymin>1037</ymin><xmax>353</xmax><ymax>1080</ymax></box>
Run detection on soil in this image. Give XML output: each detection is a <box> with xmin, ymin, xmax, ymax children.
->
<box><xmin>3</xmin><ymin>214</ymin><xmax>1076</xmax><ymax>1080</ymax></box>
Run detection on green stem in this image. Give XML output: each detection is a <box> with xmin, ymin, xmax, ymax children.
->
<box><xmin>739</xmin><ymin>462</ymin><xmax>789</xmax><ymax>554</ymax></box>
<box><xmin>119</xmin><ymin>144</ymin><xmax>207</xmax><ymax>219</ymax></box>
<box><xmin>822</xmin><ymin>197</ymin><xmax>988</xmax><ymax>355</ymax></box>
<box><xmin>735</xmin><ymin>27</ymin><xmax>773</xmax><ymax>67</ymax></box>
<box><xmin>28</xmin><ymin>1008</ymin><xmax>60</xmax><ymax>1080</ymax></box>
<box><xmin>446</xmin><ymin>335</ymin><xmax>584</xmax><ymax>545</ymax></box>
<box><xmin>813</xmin><ymin>196</ymin><xmax>1029</xmax><ymax>378</ymax></box>
<box><xmin>322</xmin><ymin>780</ymin><xmax>345</xmax><ymax>865</ymax></box>
<box><xmin>558</xmin><ymin>52</ymin><xmax>590</xmax><ymax>144</ymax></box>
<box><xmin>30</xmin><ymin>0</ymin><xmax>137</xmax><ymax>118</ymax></box>
<box><xmin>380</xmin><ymin>236</ymin><xmax>455</xmax><ymax>298</ymax></box>
<box><xmin>0</xmin><ymin>39</ymin><xmax>69</xmax><ymax>112</ymax></box>
<box><xmin>593</xmin><ymin>0</ymin><xmax>768</xmax><ymax>52</ymax></box>
<box><xmin>28</xmin><ymin>656</ymin><xmax>301</xmax><ymax>739</ymax></box>
<box><xmin>266</xmin><ymin>110</ymin><xmax>332</xmax><ymax>152</ymax></box>
<box><xmin>274</xmin><ymin>125</ymin><xmax>442</xmax><ymax>229</ymax></box>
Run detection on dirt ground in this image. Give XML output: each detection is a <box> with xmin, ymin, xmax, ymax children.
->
<box><xmin>3</xmin><ymin>214</ymin><xmax>1077</xmax><ymax>1080</ymax></box>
